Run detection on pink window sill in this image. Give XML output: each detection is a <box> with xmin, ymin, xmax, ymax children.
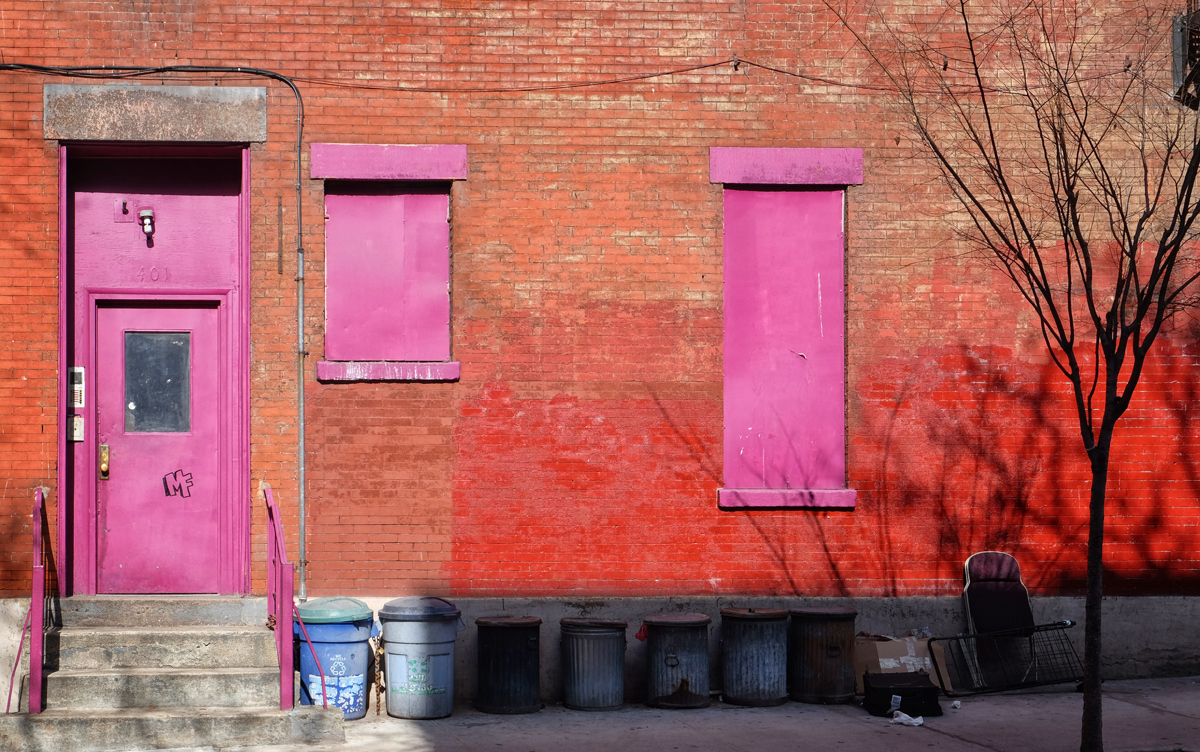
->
<box><xmin>718</xmin><ymin>488</ymin><xmax>857</xmax><ymax>510</ymax></box>
<box><xmin>316</xmin><ymin>361</ymin><xmax>461</xmax><ymax>383</ymax></box>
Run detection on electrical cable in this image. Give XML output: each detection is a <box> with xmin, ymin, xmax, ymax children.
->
<box><xmin>290</xmin><ymin>58</ymin><xmax>733</xmax><ymax>93</ymax></box>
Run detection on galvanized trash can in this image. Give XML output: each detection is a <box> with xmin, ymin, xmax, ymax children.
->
<box><xmin>379</xmin><ymin>596</ymin><xmax>464</xmax><ymax>719</ymax></box>
<box><xmin>560</xmin><ymin>618</ymin><xmax>627</xmax><ymax>711</ymax></box>
<box><xmin>475</xmin><ymin>616</ymin><xmax>543</xmax><ymax>714</ymax></box>
<box><xmin>788</xmin><ymin>606</ymin><xmax>857</xmax><ymax>703</ymax></box>
<box><xmin>720</xmin><ymin>608</ymin><xmax>788</xmax><ymax>706</ymax></box>
<box><xmin>293</xmin><ymin>596</ymin><xmax>376</xmax><ymax>720</ymax></box>
<box><xmin>644</xmin><ymin>612</ymin><xmax>711</xmax><ymax>709</ymax></box>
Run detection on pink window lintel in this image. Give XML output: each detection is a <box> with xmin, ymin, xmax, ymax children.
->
<box><xmin>311</xmin><ymin>143</ymin><xmax>468</xmax><ymax>181</ymax></box>
<box><xmin>709</xmin><ymin>147</ymin><xmax>863</xmax><ymax>186</ymax></box>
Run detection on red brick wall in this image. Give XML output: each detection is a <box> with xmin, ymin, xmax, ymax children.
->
<box><xmin>1</xmin><ymin>0</ymin><xmax>1197</xmax><ymax>599</ymax></box>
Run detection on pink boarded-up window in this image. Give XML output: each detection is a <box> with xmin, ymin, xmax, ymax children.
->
<box><xmin>324</xmin><ymin>184</ymin><xmax>450</xmax><ymax>362</ymax></box>
<box><xmin>312</xmin><ymin>144</ymin><xmax>466</xmax><ymax>382</ymax></box>
<box><xmin>711</xmin><ymin>147</ymin><xmax>862</xmax><ymax>510</ymax></box>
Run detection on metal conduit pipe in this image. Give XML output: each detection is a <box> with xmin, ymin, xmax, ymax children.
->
<box><xmin>0</xmin><ymin>63</ymin><xmax>310</xmax><ymax>600</ymax></box>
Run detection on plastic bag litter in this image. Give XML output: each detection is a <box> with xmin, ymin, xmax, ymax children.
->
<box><xmin>891</xmin><ymin>711</ymin><xmax>924</xmax><ymax>726</ymax></box>
<box><xmin>951</xmin><ymin>701</ymin><xmax>962</xmax><ymax>709</ymax></box>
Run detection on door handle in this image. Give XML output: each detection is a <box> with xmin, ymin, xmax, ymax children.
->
<box><xmin>99</xmin><ymin>444</ymin><xmax>110</xmax><ymax>480</ymax></box>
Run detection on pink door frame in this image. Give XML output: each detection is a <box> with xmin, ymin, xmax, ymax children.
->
<box><xmin>57</xmin><ymin>144</ymin><xmax>252</xmax><ymax>595</ymax></box>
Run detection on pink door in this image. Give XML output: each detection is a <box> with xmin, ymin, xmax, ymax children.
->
<box><xmin>94</xmin><ymin>303</ymin><xmax>222</xmax><ymax>593</ymax></box>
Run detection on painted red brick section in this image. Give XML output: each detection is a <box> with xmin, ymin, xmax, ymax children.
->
<box><xmin>1</xmin><ymin>1</ymin><xmax>1197</xmax><ymax>599</ymax></box>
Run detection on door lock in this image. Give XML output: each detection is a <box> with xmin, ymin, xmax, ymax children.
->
<box><xmin>99</xmin><ymin>444</ymin><xmax>110</xmax><ymax>480</ymax></box>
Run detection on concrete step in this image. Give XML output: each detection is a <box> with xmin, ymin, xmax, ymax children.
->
<box><xmin>46</xmin><ymin>625</ymin><xmax>279</xmax><ymax>671</ymax></box>
<box><xmin>38</xmin><ymin>666</ymin><xmax>279</xmax><ymax>710</ymax></box>
<box><xmin>0</xmin><ymin>706</ymin><xmax>344</xmax><ymax>752</ymax></box>
<box><xmin>59</xmin><ymin>596</ymin><xmax>268</xmax><ymax>628</ymax></box>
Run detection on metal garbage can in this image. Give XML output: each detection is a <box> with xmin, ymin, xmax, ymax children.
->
<box><xmin>475</xmin><ymin>616</ymin><xmax>542</xmax><ymax>714</ymax></box>
<box><xmin>644</xmin><ymin>612</ymin><xmax>711</xmax><ymax>709</ymax></box>
<box><xmin>379</xmin><ymin>596</ymin><xmax>464</xmax><ymax>719</ymax></box>
<box><xmin>788</xmin><ymin>606</ymin><xmax>857</xmax><ymax>703</ymax></box>
<box><xmin>293</xmin><ymin>596</ymin><xmax>377</xmax><ymax>720</ymax></box>
<box><xmin>560</xmin><ymin>618</ymin><xmax>627</xmax><ymax>711</ymax></box>
<box><xmin>720</xmin><ymin>608</ymin><xmax>788</xmax><ymax>706</ymax></box>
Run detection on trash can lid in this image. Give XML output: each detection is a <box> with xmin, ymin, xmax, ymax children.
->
<box><xmin>788</xmin><ymin>606</ymin><xmax>858</xmax><ymax>619</ymax></box>
<box><xmin>644</xmin><ymin>612</ymin><xmax>711</xmax><ymax>627</ymax></box>
<box><xmin>379</xmin><ymin>596</ymin><xmax>460</xmax><ymax>622</ymax></box>
<box><xmin>476</xmin><ymin>615</ymin><xmax>542</xmax><ymax>627</ymax></box>
<box><xmin>720</xmin><ymin>607</ymin><xmax>788</xmax><ymax>621</ymax></box>
<box><xmin>295</xmin><ymin>596</ymin><xmax>373</xmax><ymax>624</ymax></box>
<box><xmin>560</xmin><ymin>617</ymin><xmax>628</xmax><ymax>630</ymax></box>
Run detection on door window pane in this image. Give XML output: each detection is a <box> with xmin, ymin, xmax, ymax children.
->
<box><xmin>125</xmin><ymin>332</ymin><xmax>190</xmax><ymax>432</ymax></box>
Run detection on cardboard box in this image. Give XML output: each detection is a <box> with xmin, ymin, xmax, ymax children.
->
<box><xmin>854</xmin><ymin>635</ymin><xmax>952</xmax><ymax>693</ymax></box>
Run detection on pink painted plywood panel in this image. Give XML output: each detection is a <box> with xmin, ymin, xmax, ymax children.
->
<box><xmin>710</xmin><ymin>147</ymin><xmax>864</xmax><ymax>186</ymax></box>
<box><xmin>723</xmin><ymin>188</ymin><xmax>847</xmax><ymax>491</ymax></box>
<box><xmin>311</xmin><ymin>143</ymin><xmax>468</xmax><ymax>180</ymax></box>
<box><xmin>72</xmin><ymin>191</ymin><xmax>241</xmax><ymax>290</ymax></box>
<box><xmin>324</xmin><ymin>191</ymin><xmax>451</xmax><ymax>361</ymax></box>
<box><xmin>95</xmin><ymin>305</ymin><xmax>221</xmax><ymax>593</ymax></box>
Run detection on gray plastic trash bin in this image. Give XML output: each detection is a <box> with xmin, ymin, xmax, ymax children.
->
<box><xmin>379</xmin><ymin>597</ymin><xmax>464</xmax><ymax>719</ymax></box>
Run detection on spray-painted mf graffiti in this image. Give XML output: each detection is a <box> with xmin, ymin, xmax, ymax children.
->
<box><xmin>162</xmin><ymin>469</ymin><xmax>194</xmax><ymax>498</ymax></box>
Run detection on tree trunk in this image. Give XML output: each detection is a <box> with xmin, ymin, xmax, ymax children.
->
<box><xmin>1080</xmin><ymin>434</ymin><xmax>1110</xmax><ymax>752</ymax></box>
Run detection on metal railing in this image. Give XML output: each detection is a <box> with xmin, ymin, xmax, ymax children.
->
<box><xmin>262</xmin><ymin>482</ymin><xmax>295</xmax><ymax>710</ymax></box>
<box><xmin>28</xmin><ymin>487</ymin><xmax>46</xmax><ymax>714</ymax></box>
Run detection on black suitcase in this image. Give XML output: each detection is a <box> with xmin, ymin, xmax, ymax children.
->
<box><xmin>862</xmin><ymin>671</ymin><xmax>943</xmax><ymax>717</ymax></box>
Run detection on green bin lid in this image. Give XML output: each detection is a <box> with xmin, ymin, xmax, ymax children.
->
<box><xmin>295</xmin><ymin>596</ymin><xmax>373</xmax><ymax>624</ymax></box>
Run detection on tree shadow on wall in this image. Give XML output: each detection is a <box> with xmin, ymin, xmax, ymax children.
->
<box><xmin>868</xmin><ymin>349</ymin><xmax>1078</xmax><ymax>594</ymax></box>
<box><xmin>644</xmin><ymin>342</ymin><xmax>1200</xmax><ymax>597</ymax></box>
<box><xmin>735</xmin><ymin>346</ymin><xmax>1083</xmax><ymax>597</ymax></box>
<box><xmin>1100</xmin><ymin>318</ymin><xmax>1200</xmax><ymax>595</ymax></box>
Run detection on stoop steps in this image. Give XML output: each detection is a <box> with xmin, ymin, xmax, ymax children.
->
<box><xmin>1</xmin><ymin>596</ymin><xmax>343</xmax><ymax>752</ymax></box>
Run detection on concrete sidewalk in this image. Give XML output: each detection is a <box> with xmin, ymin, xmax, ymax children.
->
<box><xmin>204</xmin><ymin>676</ymin><xmax>1200</xmax><ymax>752</ymax></box>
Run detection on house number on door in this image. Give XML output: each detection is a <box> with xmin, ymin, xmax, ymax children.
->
<box><xmin>137</xmin><ymin>266</ymin><xmax>171</xmax><ymax>283</ymax></box>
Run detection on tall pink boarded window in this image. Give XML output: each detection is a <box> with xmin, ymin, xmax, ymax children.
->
<box><xmin>312</xmin><ymin>144</ymin><xmax>467</xmax><ymax>382</ymax></box>
<box><xmin>710</xmin><ymin>147</ymin><xmax>863</xmax><ymax>509</ymax></box>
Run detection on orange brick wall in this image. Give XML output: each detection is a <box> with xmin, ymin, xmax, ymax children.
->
<box><xmin>1</xmin><ymin>1</ymin><xmax>1197</xmax><ymax>599</ymax></box>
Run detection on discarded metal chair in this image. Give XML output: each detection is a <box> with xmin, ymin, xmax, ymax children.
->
<box><xmin>929</xmin><ymin>551</ymin><xmax>1084</xmax><ymax>696</ymax></box>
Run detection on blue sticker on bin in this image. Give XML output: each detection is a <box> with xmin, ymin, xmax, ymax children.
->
<box><xmin>308</xmin><ymin>674</ymin><xmax>366</xmax><ymax>712</ymax></box>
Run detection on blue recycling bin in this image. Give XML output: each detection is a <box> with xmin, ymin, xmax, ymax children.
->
<box><xmin>294</xmin><ymin>596</ymin><xmax>378</xmax><ymax>720</ymax></box>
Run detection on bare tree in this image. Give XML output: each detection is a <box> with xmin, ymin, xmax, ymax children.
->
<box><xmin>825</xmin><ymin>1</ymin><xmax>1200</xmax><ymax>749</ymax></box>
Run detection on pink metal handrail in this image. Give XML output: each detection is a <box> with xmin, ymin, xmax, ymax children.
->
<box><xmin>262</xmin><ymin>482</ymin><xmax>295</xmax><ymax>710</ymax></box>
<box><xmin>28</xmin><ymin>487</ymin><xmax>46</xmax><ymax>714</ymax></box>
